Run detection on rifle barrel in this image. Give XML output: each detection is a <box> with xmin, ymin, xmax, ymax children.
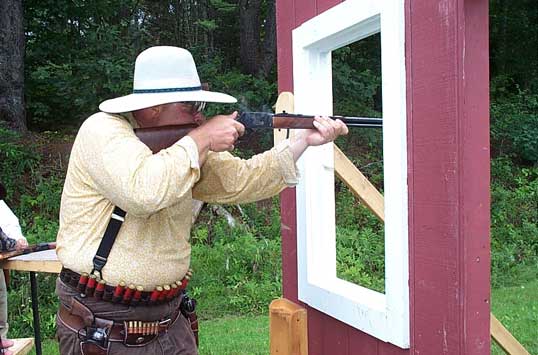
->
<box><xmin>335</xmin><ymin>116</ymin><xmax>382</xmax><ymax>127</ymax></box>
<box><xmin>272</xmin><ymin>113</ymin><xmax>382</xmax><ymax>129</ymax></box>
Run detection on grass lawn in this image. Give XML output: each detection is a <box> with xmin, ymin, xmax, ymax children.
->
<box><xmin>198</xmin><ymin>315</ymin><xmax>269</xmax><ymax>354</ymax></box>
<box><xmin>30</xmin><ymin>278</ymin><xmax>536</xmax><ymax>355</ymax></box>
<box><xmin>491</xmin><ymin>278</ymin><xmax>538</xmax><ymax>355</ymax></box>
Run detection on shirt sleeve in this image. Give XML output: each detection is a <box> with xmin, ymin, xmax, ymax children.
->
<box><xmin>75</xmin><ymin>113</ymin><xmax>201</xmax><ymax>217</ymax></box>
<box><xmin>192</xmin><ymin>139</ymin><xmax>299</xmax><ymax>204</ymax></box>
<box><xmin>0</xmin><ymin>200</ymin><xmax>25</xmax><ymax>240</ymax></box>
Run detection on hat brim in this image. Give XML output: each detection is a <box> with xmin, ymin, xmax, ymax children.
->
<box><xmin>99</xmin><ymin>90</ymin><xmax>237</xmax><ymax>114</ymax></box>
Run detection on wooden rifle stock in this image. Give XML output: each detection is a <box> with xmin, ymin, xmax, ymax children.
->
<box><xmin>135</xmin><ymin>124</ymin><xmax>198</xmax><ymax>153</ymax></box>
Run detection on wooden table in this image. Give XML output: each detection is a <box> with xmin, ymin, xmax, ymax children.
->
<box><xmin>1</xmin><ymin>250</ymin><xmax>61</xmax><ymax>355</ymax></box>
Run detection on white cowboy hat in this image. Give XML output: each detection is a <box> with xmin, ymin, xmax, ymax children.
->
<box><xmin>99</xmin><ymin>46</ymin><xmax>237</xmax><ymax>113</ymax></box>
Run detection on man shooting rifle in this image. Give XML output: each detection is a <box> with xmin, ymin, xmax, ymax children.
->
<box><xmin>55</xmin><ymin>46</ymin><xmax>348</xmax><ymax>355</ymax></box>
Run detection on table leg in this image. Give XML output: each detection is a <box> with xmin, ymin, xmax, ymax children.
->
<box><xmin>29</xmin><ymin>271</ymin><xmax>42</xmax><ymax>355</ymax></box>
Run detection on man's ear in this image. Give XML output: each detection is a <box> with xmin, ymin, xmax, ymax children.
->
<box><xmin>150</xmin><ymin>105</ymin><xmax>162</xmax><ymax>120</ymax></box>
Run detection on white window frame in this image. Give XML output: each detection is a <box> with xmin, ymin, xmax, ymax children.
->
<box><xmin>292</xmin><ymin>0</ymin><xmax>409</xmax><ymax>348</ymax></box>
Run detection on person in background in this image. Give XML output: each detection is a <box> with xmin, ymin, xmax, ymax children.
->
<box><xmin>0</xmin><ymin>183</ymin><xmax>29</xmax><ymax>355</ymax></box>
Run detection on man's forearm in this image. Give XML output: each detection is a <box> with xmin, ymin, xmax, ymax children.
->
<box><xmin>289</xmin><ymin>135</ymin><xmax>309</xmax><ymax>162</ymax></box>
<box><xmin>187</xmin><ymin>130</ymin><xmax>210</xmax><ymax>165</ymax></box>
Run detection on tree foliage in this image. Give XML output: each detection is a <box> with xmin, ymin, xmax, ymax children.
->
<box><xmin>490</xmin><ymin>0</ymin><xmax>538</xmax><ymax>92</ymax></box>
<box><xmin>16</xmin><ymin>0</ymin><xmax>538</xmax><ymax>164</ymax></box>
<box><xmin>24</xmin><ymin>0</ymin><xmax>141</xmax><ymax>129</ymax></box>
<box><xmin>22</xmin><ymin>0</ymin><xmax>278</xmax><ymax>130</ymax></box>
<box><xmin>489</xmin><ymin>0</ymin><xmax>538</xmax><ymax>164</ymax></box>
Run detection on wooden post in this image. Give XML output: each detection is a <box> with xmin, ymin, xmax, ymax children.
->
<box><xmin>270</xmin><ymin>298</ymin><xmax>308</xmax><ymax>355</ymax></box>
<box><xmin>274</xmin><ymin>92</ymin><xmax>295</xmax><ymax>145</ymax></box>
<box><xmin>9</xmin><ymin>338</ymin><xmax>34</xmax><ymax>355</ymax></box>
<box><xmin>490</xmin><ymin>315</ymin><xmax>530</xmax><ymax>355</ymax></box>
<box><xmin>334</xmin><ymin>144</ymin><xmax>385</xmax><ymax>221</ymax></box>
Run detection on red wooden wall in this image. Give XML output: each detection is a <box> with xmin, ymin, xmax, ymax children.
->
<box><xmin>276</xmin><ymin>0</ymin><xmax>490</xmax><ymax>354</ymax></box>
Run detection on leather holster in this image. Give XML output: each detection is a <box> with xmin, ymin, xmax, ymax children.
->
<box><xmin>60</xmin><ymin>298</ymin><xmax>113</xmax><ymax>355</ymax></box>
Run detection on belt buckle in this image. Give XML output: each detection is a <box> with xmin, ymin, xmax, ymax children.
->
<box><xmin>159</xmin><ymin>318</ymin><xmax>171</xmax><ymax>333</ymax></box>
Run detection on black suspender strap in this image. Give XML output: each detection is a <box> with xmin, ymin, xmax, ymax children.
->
<box><xmin>91</xmin><ymin>206</ymin><xmax>126</xmax><ymax>279</ymax></box>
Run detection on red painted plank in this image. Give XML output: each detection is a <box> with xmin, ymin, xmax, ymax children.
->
<box><xmin>319</xmin><ymin>308</ymin><xmax>349</xmax><ymax>354</ymax></box>
<box><xmin>276</xmin><ymin>0</ymin><xmax>317</xmax><ymax>303</ymax></box>
<box><xmin>406</xmin><ymin>0</ymin><xmax>490</xmax><ymax>354</ymax></box>
<box><xmin>276</xmin><ymin>0</ymin><xmax>295</xmax><ymax>92</ymax></box>
<box><xmin>308</xmin><ymin>308</ymin><xmax>352</xmax><ymax>354</ymax></box>
<box><xmin>347</xmin><ymin>323</ymin><xmax>380</xmax><ymax>354</ymax></box>
<box><xmin>407</xmin><ymin>0</ymin><xmax>462</xmax><ymax>350</ymax></box>
<box><xmin>316</xmin><ymin>0</ymin><xmax>342</xmax><ymax>14</ymax></box>
<box><xmin>306</xmin><ymin>307</ymin><xmax>324</xmax><ymax>355</ymax></box>
<box><xmin>378</xmin><ymin>342</ymin><xmax>409</xmax><ymax>355</ymax></box>
<box><xmin>294</xmin><ymin>0</ymin><xmax>317</xmax><ymax>27</ymax></box>
<box><xmin>460</xmin><ymin>0</ymin><xmax>490</xmax><ymax>353</ymax></box>
<box><xmin>275</xmin><ymin>0</ymin><xmax>300</xmax><ymax>301</ymax></box>
<box><xmin>280</xmin><ymin>188</ymin><xmax>299</xmax><ymax>301</ymax></box>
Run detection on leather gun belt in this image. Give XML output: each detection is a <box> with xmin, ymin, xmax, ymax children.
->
<box><xmin>57</xmin><ymin>302</ymin><xmax>182</xmax><ymax>347</ymax></box>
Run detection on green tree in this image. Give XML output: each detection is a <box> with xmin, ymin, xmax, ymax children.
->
<box><xmin>490</xmin><ymin>0</ymin><xmax>538</xmax><ymax>91</ymax></box>
<box><xmin>0</xmin><ymin>0</ymin><xmax>26</xmax><ymax>131</ymax></box>
<box><xmin>24</xmin><ymin>0</ymin><xmax>144</xmax><ymax>129</ymax></box>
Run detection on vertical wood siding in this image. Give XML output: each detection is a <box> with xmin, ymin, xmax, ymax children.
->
<box><xmin>276</xmin><ymin>0</ymin><xmax>490</xmax><ymax>353</ymax></box>
<box><xmin>406</xmin><ymin>0</ymin><xmax>490</xmax><ymax>353</ymax></box>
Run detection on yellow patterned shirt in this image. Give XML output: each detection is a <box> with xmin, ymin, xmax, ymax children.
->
<box><xmin>56</xmin><ymin>112</ymin><xmax>298</xmax><ymax>290</ymax></box>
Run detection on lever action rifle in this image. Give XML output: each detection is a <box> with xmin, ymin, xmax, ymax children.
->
<box><xmin>0</xmin><ymin>242</ymin><xmax>57</xmax><ymax>261</ymax></box>
<box><xmin>135</xmin><ymin>111</ymin><xmax>382</xmax><ymax>153</ymax></box>
<box><xmin>1</xmin><ymin>241</ymin><xmax>56</xmax><ymax>285</ymax></box>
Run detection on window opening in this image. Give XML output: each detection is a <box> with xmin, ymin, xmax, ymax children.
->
<box><xmin>332</xmin><ymin>34</ymin><xmax>385</xmax><ymax>292</ymax></box>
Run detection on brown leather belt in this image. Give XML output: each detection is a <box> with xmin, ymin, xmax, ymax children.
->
<box><xmin>58</xmin><ymin>300</ymin><xmax>182</xmax><ymax>347</ymax></box>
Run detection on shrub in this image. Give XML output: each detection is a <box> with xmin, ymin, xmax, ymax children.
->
<box><xmin>490</xmin><ymin>157</ymin><xmax>538</xmax><ymax>286</ymax></box>
<box><xmin>190</xmin><ymin>200</ymin><xmax>282</xmax><ymax>318</ymax></box>
<box><xmin>0</xmin><ymin>126</ymin><xmax>41</xmax><ymax>200</ymax></box>
<box><xmin>0</xmin><ymin>126</ymin><xmax>64</xmax><ymax>338</ymax></box>
<box><xmin>490</xmin><ymin>79</ymin><xmax>538</xmax><ymax>164</ymax></box>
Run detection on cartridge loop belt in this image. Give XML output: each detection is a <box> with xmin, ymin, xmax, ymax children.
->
<box><xmin>58</xmin><ymin>301</ymin><xmax>182</xmax><ymax>347</ymax></box>
<box><xmin>60</xmin><ymin>268</ymin><xmax>188</xmax><ymax>306</ymax></box>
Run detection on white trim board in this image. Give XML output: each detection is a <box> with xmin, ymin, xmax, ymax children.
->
<box><xmin>292</xmin><ymin>0</ymin><xmax>409</xmax><ymax>348</ymax></box>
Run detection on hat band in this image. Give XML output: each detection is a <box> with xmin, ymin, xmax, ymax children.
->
<box><xmin>133</xmin><ymin>85</ymin><xmax>202</xmax><ymax>94</ymax></box>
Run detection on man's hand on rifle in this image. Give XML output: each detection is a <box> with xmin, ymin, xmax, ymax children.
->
<box><xmin>187</xmin><ymin>111</ymin><xmax>245</xmax><ymax>164</ymax></box>
<box><xmin>187</xmin><ymin>112</ymin><xmax>346</xmax><ymax>165</ymax></box>
<box><xmin>290</xmin><ymin>116</ymin><xmax>348</xmax><ymax>161</ymax></box>
<box><xmin>304</xmin><ymin>116</ymin><xmax>349</xmax><ymax>146</ymax></box>
<box><xmin>15</xmin><ymin>238</ymin><xmax>28</xmax><ymax>251</ymax></box>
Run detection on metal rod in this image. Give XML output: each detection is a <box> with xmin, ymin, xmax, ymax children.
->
<box><xmin>30</xmin><ymin>271</ymin><xmax>42</xmax><ymax>355</ymax></box>
<box><xmin>330</xmin><ymin>117</ymin><xmax>382</xmax><ymax>128</ymax></box>
<box><xmin>344</xmin><ymin>123</ymin><xmax>383</xmax><ymax>128</ymax></box>
<box><xmin>336</xmin><ymin>117</ymin><xmax>382</xmax><ymax>127</ymax></box>
<box><xmin>274</xmin><ymin>112</ymin><xmax>383</xmax><ymax>127</ymax></box>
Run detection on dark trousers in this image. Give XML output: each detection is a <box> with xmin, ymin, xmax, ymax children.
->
<box><xmin>55</xmin><ymin>278</ymin><xmax>197</xmax><ymax>355</ymax></box>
